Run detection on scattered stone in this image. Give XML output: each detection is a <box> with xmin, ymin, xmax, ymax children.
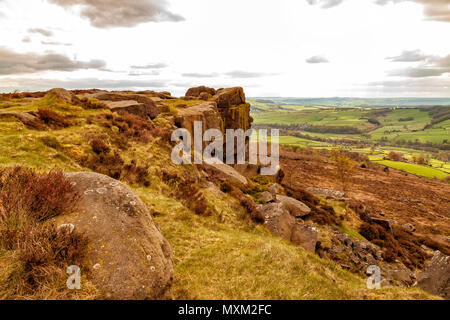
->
<box><xmin>305</xmin><ymin>187</ymin><xmax>346</xmax><ymax>200</ymax></box>
<box><xmin>402</xmin><ymin>223</ymin><xmax>416</xmax><ymax>233</ymax></box>
<box><xmin>268</xmin><ymin>183</ymin><xmax>282</xmax><ymax>195</ymax></box>
<box><xmin>259</xmin><ymin>191</ymin><xmax>275</xmax><ymax>203</ymax></box>
<box><xmin>259</xmin><ymin>203</ymin><xmax>317</xmax><ymax>252</ymax></box>
<box><xmin>275</xmin><ymin>195</ymin><xmax>311</xmax><ymax>218</ymax></box>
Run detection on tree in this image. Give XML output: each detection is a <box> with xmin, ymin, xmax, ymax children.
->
<box><xmin>330</xmin><ymin>147</ymin><xmax>355</xmax><ymax>192</ymax></box>
<box><xmin>387</xmin><ymin>151</ymin><xmax>403</xmax><ymax>162</ymax></box>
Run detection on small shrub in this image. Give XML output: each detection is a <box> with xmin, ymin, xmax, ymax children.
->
<box><xmin>97</xmin><ymin>112</ymin><xmax>155</xmax><ymax>143</ymax></box>
<box><xmin>0</xmin><ymin>166</ymin><xmax>80</xmax><ymax>223</ymax></box>
<box><xmin>37</xmin><ymin>108</ymin><xmax>71</xmax><ymax>129</ymax></box>
<box><xmin>80</xmin><ymin>98</ymin><xmax>107</xmax><ymax>110</ymax></box>
<box><xmin>0</xmin><ymin>167</ymin><xmax>87</xmax><ymax>297</ymax></box>
<box><xmin>90</xmin><ymin>137</ymin><xmax>111</xmax><ymax>155</ymax></box>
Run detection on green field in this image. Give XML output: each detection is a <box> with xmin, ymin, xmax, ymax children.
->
<box><xmin>251</xmin><ymin>99</ymin><xmax>450</xmax><ymax>180</ymax></box>
<box><xmin>369</xmin><ymin>158</ymin><xmax>448</xmax><ymax>179</ymax></box>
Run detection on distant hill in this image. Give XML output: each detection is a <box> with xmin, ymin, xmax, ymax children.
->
<box><xmin>248</xmin><ymin>97</ymin><xmax>450</xmax><ymax>107</ymax></box>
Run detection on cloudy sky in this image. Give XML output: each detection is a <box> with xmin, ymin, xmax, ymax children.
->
<box><xmin>0</xmin><ymin>0</ymin><xmax>449</xmax><ymax>97</ymax></box>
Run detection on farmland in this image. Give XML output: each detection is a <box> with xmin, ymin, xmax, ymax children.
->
<box><xmin>250</xmin><ymin>98</ymin><xmax>450</xmax><ymax>179</ymax></box>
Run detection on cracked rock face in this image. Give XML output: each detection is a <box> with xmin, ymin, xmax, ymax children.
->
<box><xmin>56</xmin><ymin>172</ymin><xmax>174</xmax><ymax>300</ymax></box>
<box><xmin>418</xmin><ymin>251</ymin><xmax>450</xmax><ymax>299</ymax></box>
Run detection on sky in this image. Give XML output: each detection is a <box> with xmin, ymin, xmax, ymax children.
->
<box><xmin>0</xmin><ymin>0</ymin><xmax>449</xmax><ymax>97</ymax></box>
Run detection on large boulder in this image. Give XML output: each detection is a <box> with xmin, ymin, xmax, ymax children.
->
<box><xmin>417</xmin><ymin>251</ymin><xmax>450</xmax><ymax>299</ymax></box>
<box><xmin>46</xmin><ymin>88</ymin><xmax>81</xmax><ymax>105</ymax></box>
<box><xmin>259</xmin><ymin>203</ymin><xmax>295</xmax><ymax>241</ymax></box>
<box><xmin>275</xmin><ymin>195</ymin><xmax>311</xmax><ymax>218</ymax></box>
<box><xmin>290</xmin><ymin>223</ymin><xmax>318</xmax><ymax>252</ymax></box>
<box><xmin>213</xmin><ymin>87</ymin><xmax>246</xmax><ymax>108</ymax></box>
<box><xmin>87</xmin><ymin>92</ymin><xmax>161</xmax><ymax>119</ymax></box>
<box><xmin>185</xmin><ymin>86</ymin><xmax>216</xmax><ymax>98</ymax></box>
<box><xmin>258</xmin><ymin>203</ymin><xmax>317</xmax><ymax>252</ymax></box>
<box><xmin>0</xmin><ymin>111</ymin><xmax>37</xmax><ymax>123</ymax></box>
<box><xmin>56</xmin><ymin>172</ymin><xmax>174</xmax><ymax>300</ymax></box>
<box><xmin>102</xmin><ymin>100</ymin><xmax>148</xmax><ymax>117</ymax></box>
<box><xmin>203</xmin><ymin>162</ymin><xmax>248</xmax><ymax>185</ymax></box>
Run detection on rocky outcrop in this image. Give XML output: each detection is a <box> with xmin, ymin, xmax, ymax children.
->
<box><xmin>46</xmin><ymin>88</ymin><xmax>81</xmax><ymax>105</ymax></box>
<box><xmin>185</xmin><ymin>86</ymin><xmax>216</xmax><ymax>98</ymax></box>
<box><xmin>258</xmin><ymin>203</ymin><xmax>318</xmax><ymax>252</ymax></box>
<box><xmin>137</xmin><ymin>90</ymin><xmax>174</xmax><ymax>100</ymax></box>
<box><xmin>86</xmin><ymin>92</ymin><xmax>161</xmax><ymax>119</ymax></box>
<box><xmin>213</xmin><ymin>87</ymin><xmax>246</xmax><ymax>108</ymax></box>
<box><xmin>417</xmin><ymin>251</ymin><xmax>450</xmax><ymax>299</ymax></box>
<box><xmin>174</xmin><ymin>101</ymin><xmax>223</xmax><ymax>138</ymax></box>
<box><xmin>56</xmin><ymin>172</ymin><xmax>174</xmax><ymax>300</ymax></box>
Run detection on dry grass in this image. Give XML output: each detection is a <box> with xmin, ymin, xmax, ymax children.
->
<box><xmin>0</xmin><ymin>166</ymin><xmax>95</xmax><ymax>300</ymax></box>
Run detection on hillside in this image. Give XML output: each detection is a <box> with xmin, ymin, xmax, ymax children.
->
<box><xmin>0</xmin><ymin>87</ymin><xmax>448</xmax><ymax>300</ymax></box>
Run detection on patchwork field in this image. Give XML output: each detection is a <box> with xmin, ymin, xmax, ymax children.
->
<box><xmin>250</xmin><ymin>98</ymin><xmax>450</xmax><ymax>180</ymax></box>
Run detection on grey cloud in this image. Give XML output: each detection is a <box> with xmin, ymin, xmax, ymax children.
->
<box><xmin>180</xmin><ymin>71</ymin><xmax>278</xmax><ymax>79</ymax></box>
<box><xmin>48</xmin><ymin>0</ymin><xmax>184</xmax><ymax>28</ymax></box>
<box><xmin>387</xmin><ymin>51</ymin><xmax>450</xmax><ymax>77</ymax></box>
<box><xmin>41</xmin><ymin>41</ymin><xmax>72</xmax><ymax>46</ymax></box>
<box><xmin>306</xmin><ymin>0</ymin><xmax>345</xmax><ymax>9</ymax></box>
<box><xmin>386</xmin><ymin>50</ymin><xmax>428</xmax><ymax>62</ymax></box>
<box><xmin>306</xmin><ymin>55</ymin><xmax>330</xmax><ymax>64</ymax></box>
<box><xmin>366</xmin><ymin>77</ymin><xmax>450</xmax><ymax>96</ymax></box>
<box><xmin>0</xmin><ymin>77</ymin><xmax>167</xmax><ymax>92</ymax></box>
<box><xmin>130</xmin><ymin>63</ymin><xmax>168</xmax><ymax>69</ymax></box>
<box><xmin>0</xmin><ymin>47</ymin><xmax>106</xmax><ymax>75</ymax></box>
<box><xmin>388</xmin><ymin>67</ymin><xmax>450</xmax><ymax>78</ymax></box>
<box><xmin>28</xmin><ymin>28</ymin><xmax>54</xmax><ymax>37</ymax></box>
<box><xmin>182</xmin><ymin>72</ymin><xmax>219</xmax><ymax>78</ymax></box>
<box><xmin>307</xmin><ymin>0</ymin><xmax>450</xmax><ymax>22</ymax></box>
<box><xmin>128</xmin><ymin>70</ymin><xmax>160</xmax><ymax>76</ymax></box>
<box><xmin>224</xmin><ymin>71</ymin><xmax>279</xmax><ymax>78</ymax></box>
